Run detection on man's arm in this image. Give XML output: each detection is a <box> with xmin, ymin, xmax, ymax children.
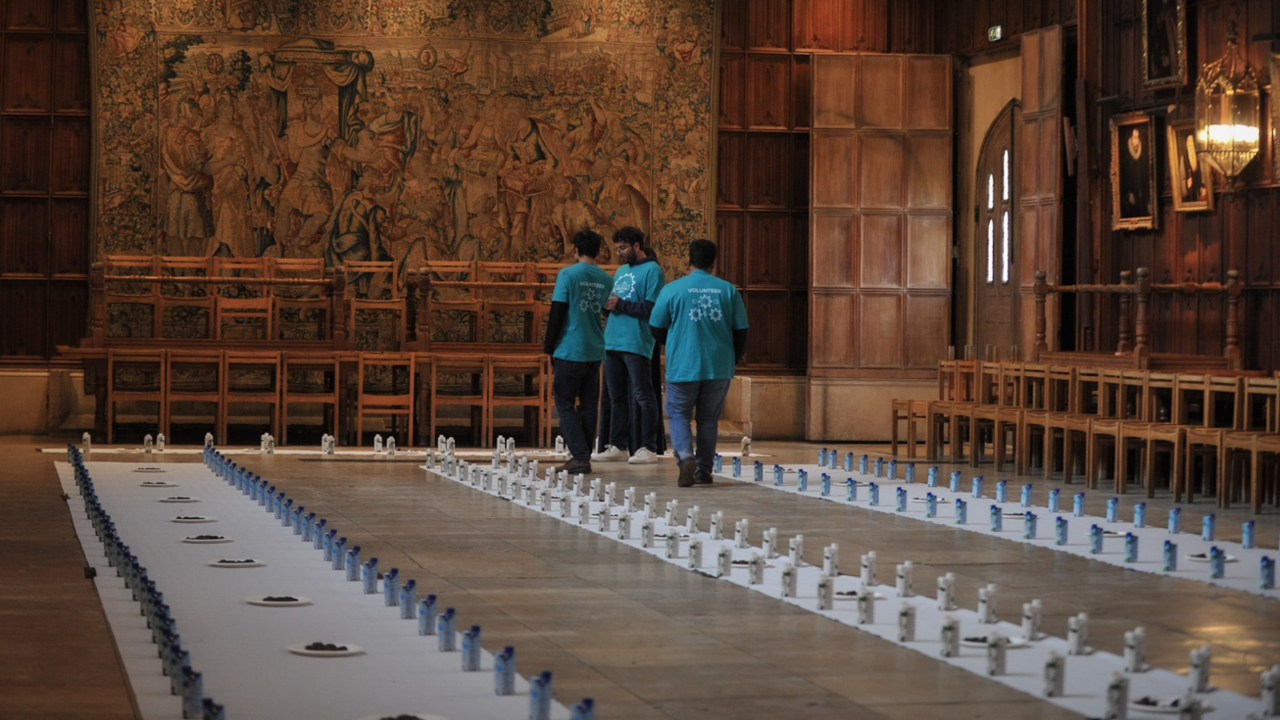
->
<box><xmin>612</xmin><ymin>298</ymin><xmax>654</xmax><ymax>320</ymax></box>
<box><xmin>649</xmin><ymin>324</ymin><xmax>668</xmax><ymax>344</ymax></box>
<box><xmin>543</xmin><ymin>301</ymin><xmax>568</xmax><ymax>355</ymax></box>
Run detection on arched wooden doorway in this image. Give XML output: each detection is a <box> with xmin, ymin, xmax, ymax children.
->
<box><xmin>973</xmin><ymin>100</ymin><xmax>1020</xmax><ymax>357</ymax></box>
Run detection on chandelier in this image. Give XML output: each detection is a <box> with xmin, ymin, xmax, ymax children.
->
<box><xmin>1195</xmin><ymin>22</ymin><xmax>1261</xmax><ymax>188</ymax></box>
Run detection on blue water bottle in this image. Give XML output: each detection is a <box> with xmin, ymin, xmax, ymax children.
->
<box><xmin>1209</xmin><ymin>547</ymin><xmax>1225</xmax><ymax>579</ymax></box>
<box><xmin>362</xmin><ymin>557</ymin><xmax>378</xmax><ymax>594</ymax></box>
<box><xmin>860</xmin><ymin>455</ymin><xmax>869</xmax><ymax>474</ymax></box>
<box><xmin>1124</xmin><ymin>533</ymin><xmax>1138</xmax><ymax>563</ymax></box>
<box><xmin>1262</xmin><ymin>557</ymin><xmax>1276</xmax><ymax>590</ymax></box>
<box><xmin>1169</xmin><ymin>508</ymin><xmax>1181</xmax><ymax>534</ymax></box>
<box><xmin>972</xmin><ymin>476</ymin><xmax>984</xmax><ymax>499</ymax></box>
<box><xmin>773</xmin><ymin>465</ymin><xmax>784</xmax><ymax>486</ymax></box>
<box><xmin>1202</xmin><ymin>514</ymin><xmax>1216</xmax><ymax>541</ymax></box>
<box><xmin>818</xmin><ymin>448</ymin><xmax>828</xmax><ymax>466</ymax></box>
<box><xmin>418</xmin><ymin>594</ymin><xmax>437</xmax><ymax>635</ymax></box>
<box><xmin>797</xmin><ymin>469</ymin><xmax>808</xmax><ymax>492</ymax></box>
<box><xmin>1162</xmin><ymin>541</ymin><xmax>1177</xmax><ymax>572</ymax></box>
<box><xmin>1133</xmin><ymin>503</ymin><xmax>1146</xmax><ymax>529</ymax></box>
<box><xmin>888</xmin><ymin>459</ymin><xmax>898</xmax><ymax>480</ymax></box>
<box><xmin>733</xmin><ymin>456</ymin><xmax>741</xmax><ymax>477</ymax></box>
<box><xmin>754</xmin><ymin>461</ymin><xmax>763</xmax><ymax>482</ymax></box>
<box><xmin>955</xmin><ymin>499</ymin><xmax>967</xmax><ymax>525</ymax></box>
<box><xmin>846</xmin><ymin>479</ymin><xmax>857</xmax><ymax>501</ymax></box>
<box><xmin>1048</xmin><ymin>488</ymin><xmax>1060</xmax><ymax>513</ymax></box>
<box><xmin>927</xmin><ymin>466</ymin><xmax>938</xmax><ymax>487</ymax></box>
<box><xmin>1024</xmin><ymin>512</ymin><xmax>1038</xmax><ymax>540</ymax></box>
<box><xmin>713</xmin><ymin>454</ymin><xmax>723</xmax><ymax>473</ymax></box>
<box><xmin>437</xmin><ymin>608</ymin><xmax>457</xmax><ymax>651</ymax></box>
<box><xmin>844</xmin><ymin>452</ymin><xmax>854</xmax><ymax>471</ymax></box>
<box><xmin>461</xmin><ymin>625</ymin><xmax>482</xmax><ymax>671</ymax></box>
<box><xmin>1073</xmin><ymin>493</ymin><xmax>1085</xmax><ymax>517</ymax></box>
<box><xmin>571</xmin><ymin>698</ymin><xmax>596</xmax><ymax>720</ymax></box>
<box><xmin>820</xmin><ymin>473</ymin><xmax>831</xmax><ymax>497</ymax></box>
<box><xmin>874</xmin><ymin>457</ymin><xmax>884</xmax><ymax>478</ymax></box>
<box><xmin>989</xmin><ymin>504</ymin><xmax>1002</xmax><ymax>532</ymax></box>
<box><xmin>1242</xmin><ymin>520</ymin><xmax>1255</xmax><ymax>549</ymax></box>
<box><xmin>896</xmin><ymin>487</ymin><xmax>907</xmax><ymax>512</ymax></box>
<box><xmin>1055</xmin><ymin>516</ymin><xmax>1068</xmax><ymax>546</ymax></box>
<box><xmin>905</xmin><ymin>463</ymin><xmax>916</xmax><ymax>483</ymax></box>
<box><xmin>529</xmin><ymin>671</ymin><xmax>553</xmax><ymax>720</ymax></box>
<box><xmin>1020</xmin><ymin>484</ymin><xmax>1032</xmax><ymax>508</ymax></box>
<box><xmin>995</xmin><ymin>479</ymin><xmax>1007</xmax><ymax>503</ymax></box>
<box><xmin>925</xmin><ymin>493</ymin><xmax>937</xmax><ymax>518</ymax></box>
<box><xmin>1089</xmin><ymin>524</ymin><xmax>1103</xmax><ymax>554</ymax></box>
<box><xmin>494</xmin><ymin>646</ymin><xmax>516</xmax><ymax>695</ymax></box>
<box><xmin>1106</xmin><ymin>497</ymin><xmax>1119</xmax><ymax>523</ymax></box>
<box><xmin>869</xmin><ymin>482</ymin><xmax>880</xmax><ymax>506</ymax></box>
<box><xmin>950</xmin><ymin>471</ymin><xmax>961</xmax><ymax>493</ymax></box>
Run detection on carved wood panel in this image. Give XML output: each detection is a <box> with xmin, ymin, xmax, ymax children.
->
<box><xmin>0</xmin><ymin>0</ymin><xmax>89</xmax><ymax>360</ymax></box>
<box><xmin>748</xmin><ymin>54</ymin><xmax>792</xmax><ymax>129</ymax></box>
<box><xmin>809</xmin><ymin>52</ymin><xmax>952</xmax><ymax>376</ymax></box>
<box><xmin>1018</xmin><ymin>26</ymin><xmax>1063</xmax><ymax>358</ymax></box>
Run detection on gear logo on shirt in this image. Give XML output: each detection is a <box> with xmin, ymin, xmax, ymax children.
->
<box><xmin>579</xmin><ymin>285</ymin><xmax>602</xmax><ymax>313</ymax></box>
<box><xmin>689</xmin><ymin>293</ymin><xmax>722</xmax><ymax>323</ymax></box>
<box><xmin>613</xmin><ymin>273</ymin><xmax>636</xmax><ymax>300</ymax></box>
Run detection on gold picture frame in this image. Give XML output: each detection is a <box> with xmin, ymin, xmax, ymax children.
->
<box><xmin>1166</xmin><ymin>120</ymin><xmax>1214</xmax><ymax>213</ymax></box>
<box><xmin>1111</xmin><ymin>112</ymin><xmax>1159</xmax><ymax>231</ymax></box>
<box><xmin>1272</xmin><ymin>54</ymin><xmax>1280</xmax><ymax>182</ymax></box>
<box><xmin>1142</xmin><ymin>0</ymin><xmax>1187</xmax><ymax>89</ymax></box>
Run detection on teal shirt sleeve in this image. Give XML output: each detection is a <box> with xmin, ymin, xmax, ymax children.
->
<box><xmin>643</xmin><ymin>264</ymin><xmax>664</xmax><ymax>302</ymax></box>
<box><xmin>650</xmin><ymin>286</ymin><xmax>672</xmax><ymax>329</ymax></box>
<box><xmin>552</xmin><ymin>271</ymin><xmax>569</xmax><ymax>303</ymax></box>
<box><xmin>731</xmin><ymin>288</ymin><xmax>749</xmax><ymax>330</ymax></box>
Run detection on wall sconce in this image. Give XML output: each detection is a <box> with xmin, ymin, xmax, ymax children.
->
<box><xmin>1195</xmin><ymin>21</ymin><xmax>1261</xmax><ymax>189</ymax></box>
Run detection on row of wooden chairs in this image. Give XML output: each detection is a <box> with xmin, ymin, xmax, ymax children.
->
<box><xmin>892</xmin><ymin>361</ymin><xmax>1280</xmax><ymax>513</ymax></box>
<box><xmin>105</xmin><ymin>349</ymin><xmax>552</xmax><ymax>449</ymax></box>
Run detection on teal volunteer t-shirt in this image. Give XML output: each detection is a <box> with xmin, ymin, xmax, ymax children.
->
<box><xmin>551</xmin><ymin>261</ymin><xmax>614</xmax><ymax>362</ymax></box>
<box><xmin>649</xmin><ymin>269</ymin><xmax>749</xmax><ymax>383</ymax></box>
<box><xmin>604</xmin><ymin>259</ymin><xmax>665</xmax><ymax>357</ymax></box>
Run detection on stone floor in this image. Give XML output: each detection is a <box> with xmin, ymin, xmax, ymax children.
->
<box><xmin>6</xmin><ymin>433</ymin><xmax>1280</xmax><ymax>720</ymax></box>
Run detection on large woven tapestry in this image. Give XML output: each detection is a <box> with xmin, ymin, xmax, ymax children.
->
<box><xmin>93</xmin><ymin>0</ymin><xmax>714</xmax><ymax>286</ymax></box>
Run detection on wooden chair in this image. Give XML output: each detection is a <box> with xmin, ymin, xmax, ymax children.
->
<box><xmin>1085</xmin><ymin>416</ymin><xmax>1124</xmax><ymax>491</ymax></box>
<box><xmin>1045</xmin><ymin>410</ymin><xmax>1090</xmax><ymax>483</ymax></box>
<box><xmin>103</xmin><ymin>255</ymin><xmax>161</xmax><ymax>339</ymax></box>
<box><xmin>1241</xmin><ymin>377</ymin><xmax>1280</xmax><ymax>432</ymax></box>
<box><xmin>157</xmin><ymin>257</ymin><xmax>214</xmax><ymax>339</ymax></box>
<box><xmin>106</xmin><ymin>349</ymin><xmax>166</xmax><ymax>444</ymax></box>
<box><xmin>483</xmin><ymin>299</ymin><xmax>543</xmax><ymax>346</ymax></box>
<box><xmin>1020</xmin><ymin>363</ymin><xmax>1048</xmax><ymax>410</ymax></box>
<box><xmin>430</xmin><ymin>353</ymin><xmax>489</xmax><ymax>447</ymax></box>
<box><xmin>220</xmin><ymin>351</ymin><xmax>280</xmax><ymax>444</ymax></box>
<box><xmin>891</xmin><ymin>399</ymin><xmax>929</xmax><ymax>458</ymax></box>
<box><xmin>1099</xmin><ymin>369</ymin><xmax>1126</xmax><ymax>419</ymax></box>
<box><xmin>1072</xmin><ymin>367</ymin><xmax>1102</xmax><ymax>417</ymax></box>
<box><xmin>270</xmin><ymin>258</ymin><xmax>329</xmax><ymax>341</ymax></box>
<box><xmin>343</xmin><ymin>261</ymin><xmax>403</xmax><ymax>350</ymax></box>
<box><xmin>1135</xmin><ymin>423</ymin><xmax>1183</xmax><ymax>499</ymax></box>
<box><xmin>1142</xmin><ymin>372</ymin><xmax>1176</xmax><ymax>423</ymax></box>
<box><xmin>355</xmin><ymin>353</ymin><xmax>415</xmax><ymax>447</ymax></box>
<box><xmin>1183</xmin><ymin>426</ymin><xmax>1226</xmax><ymax>504</ymax></box>
<box><xmin>213</xmin><ymin>257</ymin><xmax>270</xmax><ymax>341</ymax></box>
<box><xmin>165</xmin><ymin>350</ymin><xmax>223</xmax><ymax>441</ymax></box>
<box><xmin>1221</xmin><ymin>433</ymin><xmax>1280</xmax><ymax>514</ymax></box>
<box><xmin>281</xmin><ymin>352</ymin><xmax>340</xmax><ymax>445</ymax></box>
<box><xmin>937</xmin><ymin>360</ymin><xmax>958</xmax><ymax>401</ymax></box>
<box><xmin>488</xmin><ymin>354</ymin><xmax>550</xmax><ymax>447</ymax></box>
<box><xmin>925</xmin><ymin>399</ymin><xmax>958</xmax><ymax>461</ymax></box>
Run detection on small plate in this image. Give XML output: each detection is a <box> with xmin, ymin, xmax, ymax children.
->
<box><xmin>1185</xmin><ymin>553</ymin><xmax>1239</xmax><ymax>563</ymax></box>
<box><xmin>141</xmin><ymin>481</ymin><xmax>178</xmax><ymax>487</ymax></box>
<box><xmin>134</xmin><ymin>467</ymin><xmax>167</xmax><ymax>473</ymax></box>
<box><xmin>182</xmin><ymin>535</ymin><xmax>230</xmax><ymax>544</ymax></box>
<box><xmin>172</xmin><ymin>516</ymin><xmax>215</xmax><ymax>523</ymax></box>
<box><xmin>210</xmin><ymin>559</ymin><xmax>264</xmax><ymax>568</ymax></box>
<box><xmin>834</xmin><ymin>590</ymin><xmax>888</xmax><ymax>600</ymax></box>
<box><xmin>287</xmin><ymin>643</ymin><xmax>364</xmax><ymax>658</ymax></box>
<box><xmin>1128</xmin><ymin>696</ymin><xmax>1213</xmax><ymax>714</ymax></box>
<box><xmin>247</xmin><ymin>595</ymin><xmax>312</xmax><ymax>607</ymax></box>
<box><xmin>160</xmin><ymin>496</ymin><xmax>199</xmax><ymax>503</ymax></box>
<box><xmin>960</xmin><ymin>635</ymin><xmax>1031</xmax><ymax>649</ymax></box>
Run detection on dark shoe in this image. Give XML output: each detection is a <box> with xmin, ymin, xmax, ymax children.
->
<box><xmin>694</xmin><ymin>468</ymin><xmax>714</xmax><ymax>485</ymax></box>
<box><xmin>676</xmin><ymin>457</ymin><xmax>697</xmax><ymax>487</ymax></box>
<box><xmin>557</xmin><ymin>458</ymin><xmax>592</xmax><ymax>474</ymax></box>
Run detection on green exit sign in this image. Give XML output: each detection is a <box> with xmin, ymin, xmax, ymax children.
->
<box><xmin>988</xmin><ymin>25</ymin><xmax>1003</xmax><ymax>42</ymax></box>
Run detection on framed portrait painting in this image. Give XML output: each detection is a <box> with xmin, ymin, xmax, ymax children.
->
<box><xmin>1166</xmin><ymin>120</ymin><xmax>1213</xmax><ymax>212</ymax></box>
<box><xmin>1142</xmin><ymin>0</ymin><xmax>1187</xmax><ymax>89</ymax></box>
<box><xmin>1111</xmin><ymin>112</ymin><xmax>1159</xmax><ymax>231</ymax></box>
<box><xmin>1273</xmin><ymin>54</ymin><xmax>1280</xmax><ymax>181</ymax></box>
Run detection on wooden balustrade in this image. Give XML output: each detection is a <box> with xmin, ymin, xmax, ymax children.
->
<box><xmin>1033</xmin><ymin>267</ymin><xmax>1243</xmax><ymax>371</ymax></box>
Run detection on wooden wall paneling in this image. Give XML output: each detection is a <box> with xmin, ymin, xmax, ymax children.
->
<box><xmin>810</xmin><ymin>212</ymin><xmax>856</xmax><ymax>288</ymax></box>
<box><xmin>1</xmin><ymin>116</ymin><xmax>50</xmax><ymax>192</ymax></box>
<box><xmin>716</xmin><ymin>132</ymin><xmax>744</xmax><ymax>208</ymax></box>
<box><xmin>6</xmin><ymin>0</ymin><xmax>52</xmax><ymax>31</ymax></box>
<box><xmin>790</xmin><ymin>211</ymin><xmax>810</xmax><ymax>288</ymax></box>
<box><xmin>811</xmin><ymin>292</ymin><xmax>856</xmax><ymax>367</ymax></box>
<box><xmin>721</xmin><ymin>0</ymin><xmax>747</xmax><ymax>50</ymax></box>
<box><xmin>858</xmin><ymin>293</ymin><xmax>904</xmax><ymax>367</ymax></box>
<box><xmin>791</xmin><ymin>133</ymin><xmax>810</xmax><ymax>207</ymax></box>
<box><xmin>743</xmin><ymin>289</ymin><xmax>789</xmax><ymax>366</ymax></box>
<box><xmin>904</xmin><ymin>56</ymin><xmax>951</xmax><ymax>130</ymax></box>
<box><xmin>0</xmin><ymin>279</ymin><xmax>44</xmax><ymax>356</ymax></box>
<box><xmin>905</xmin><ymin>134</ymin><xmax>951</xmax><ymax>209</ymax></box>
<box><xmin>51</xmin><ymin>34</ymin><xmax>87</xmax><ymax>112</ymax></box>
<box><xmin>55</xmin><ymin>0</ymin><xmax>88</xmax><ymax>31</ymax></box>
<box><xmin>906</xmin><ymin>214</ymin><xmax>950</xmax><ymax>289</ymax></box>
<box><xmin>50</xmin><ymin>197</ymin><xmax>86</xmax><ymax>276</ymax></box>
<box><xmin>791</xmin><ymin>55</ymin><xmax>811</xmax><ymax>129</ymax></box>
<box><xmin>856</xmin><ymin>55</ymin><xmax>903</xmax><ymax>128</ymax></box>
<box><xmin>2</xmin><ymin>34</ymin><xmax>50</xmax><ymax>111</ymax></box>
<box><xmin>860</xmin><ymin>213</ymin><xmax>903</xmax><ymax>288</ymax></box>
<box><xmin>854</xmin><ymin>0</ymin><xmax>889</xmax><ymax>52</ymax></box>
<box><xmin>715</xmin><ymin>211</ymin><xmax>744</xmax><ymax>285</ymax></box>
<box><xmin>812</xmin><ymin>53</ymin><xmax>857</xmax><ymax>128</ymax></box>
<box><xmin>51</xmin><ymin>116</ymin><xmax>89</xmax><ymax>194</ymax></box>
<box><xmin>789</xmin><ymin>290</ymin><xmax>809</xmax><ymax>367</ymax></box>
<box><xmin>746</xmin><ymin>212</ymin><xmax>792</xmax><ymax>287</ymax></box>
<box><xmin>748</xmin><ymin>0</ymin><xmax>792</xmax><ymax>51</ymax></box>
<box><xmin>793</xmin><ymin>0</ymin><xmax>837</xmax><ymax>52</ymax></box>
<box><xmin>45</xmin><ymin>279</ymin><xmax>85</xmax><ymax>355</ymax></box>
<box><xmin>745</xmin><ymin>132</ymin><xmax>792</xmax><ymax>208</ymax></box>
<box><xmin>811</xmin><ymin>131</ymin><xmax>857</xmax><ymax>207</ymax></box>
<box><xmin>905</xmin><ymin>293</ymin><xmax>950</xmax><ymax>368</ymax></box>
<box><xmin>0</xmin><ymin>197</ymin><xmax>46</xmax><ymax>274</ymax></box>
<box><xmin>748</xmin><ymin>54</ymin><xmax>792</xmax><ymax>128</ymax></box>
<box><xmin>859</xmin><ymin>134</ymin><xmax>905</xmax><ymax>209</ymax></box>
<box><xmin>718</xmin><ymin>52</ymin><xmax>746</xmax><ymax>129</ymax></box>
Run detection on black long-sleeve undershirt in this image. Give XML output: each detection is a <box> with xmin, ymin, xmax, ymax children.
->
<box><xmin>543</xmin><ymin>301</ymin><xmax>568</xmax><ymax>356</ymax></box>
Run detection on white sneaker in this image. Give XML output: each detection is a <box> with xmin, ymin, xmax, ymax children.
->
<box><xmin>628</xmin><ymin>447</ymin><xmax>659</xmax><ymax>464</ymax></box>
<box><xmin>592</xmin><ymin>445</ymin><xmax>628</xmax><ymax>462</ymax></box>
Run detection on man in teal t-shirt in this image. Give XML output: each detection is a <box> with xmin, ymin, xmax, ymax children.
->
<box><xmin>544</xmin><ymin>229</ymin><xmax>614</xmax><ymax>473</ymax></box>
<box><xmin>649</xmin><ymin>239</ymin><xmax>749</xmax><ymax>487</ymax></box>
<box><xmin>592</xmin><ymin>227</ymin><xmax>666</xmax><ymax>465</ymax></box>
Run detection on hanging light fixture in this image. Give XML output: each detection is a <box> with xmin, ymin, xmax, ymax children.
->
<box><xmin>1195</xmin><ymin>21</ymin><xmax>1261</xmax><ymax>189</ymax></box>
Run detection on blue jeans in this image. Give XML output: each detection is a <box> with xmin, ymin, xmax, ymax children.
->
<box><xmin>665</xmin><ymin>379</ymin><xmax>731</xmax><ymax>471</ymax></box>
<box><xmin>604</xmin><ymin>351</ymin><xmax>658</xmax><ymax>452</ymax></box>
<box><xmin>552</xmin><ymin>358</ymin><xmax>600</xmax><ymax>462</ymax></box>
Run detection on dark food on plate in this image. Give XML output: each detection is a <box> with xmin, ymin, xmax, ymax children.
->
<box><xmin>263</xmin><ymin>596</ymin><xmax>299</xmax><ymax>602</ymax></box>
<box><xmin>1132</xmin><ymin>696</ymin><xmax>1177</xmax><ymax>708</ymax></box>
<box><xmin>190</xmin><ymin>535</ymin><xmax>223</xmax><ymax>540</ymax></box>
<box><xmin>217</xmin><ymin>559</ymin><xmax>255</xmax><ymax>564</ymax></box>
<box><xmin>304</xmin><ymin>642</ymin><xmax>348</xmax><ymax>652</ymax></box>
<box><xmin>175</xmin><ymin>516</ymin><xmax>206</xmax><ymax>520</ymax></box>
